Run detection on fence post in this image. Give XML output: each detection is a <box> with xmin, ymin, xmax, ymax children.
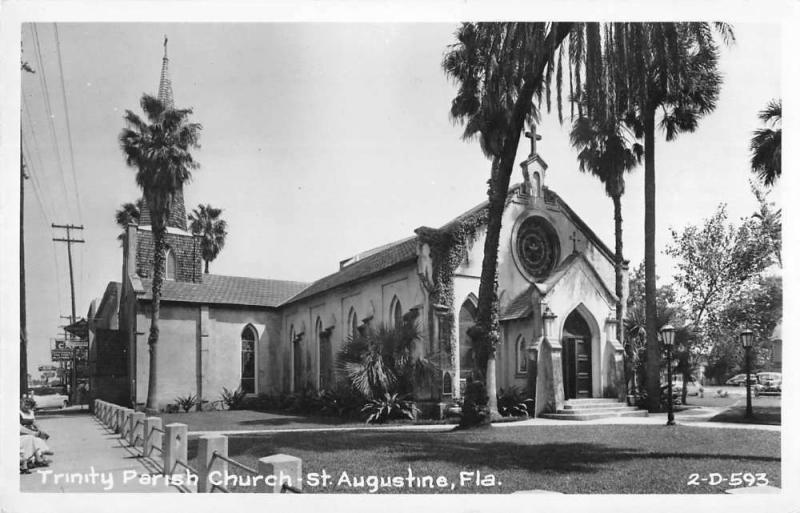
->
<box><xmin>130</xmin><ymin>412</ymin><xmax>145</xmax><ymax>446</ymax></box>
<box><xmin>163</xmin><ymin>423</ymin><xmax>188</xmax><ymax>476</ymax></box>
<box><xmin>121</xmin><ymin>408</ymin><xmax>134</xmax><ymax>439</ymax></box>
<box><xmin>197</xmin><ymin>435</ymin><xmax>228</xmax><ymax>493</ymax></box>
<box><xmin>112</xmin><ymin>406</ymin><xmax>121</xmax><ymax>431</ymax></box>
<box><xmin>143</xmin><ymin>417</ymin><xmax>162</xmax><ymax>458</ymax></box>
<box><xmin>256</xmin><ymin>454</ymin><xmax>302</xmax><ymax>493</ymax></box>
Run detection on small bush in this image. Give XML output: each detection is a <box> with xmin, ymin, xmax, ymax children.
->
<box><xmin>220</xmin><ymin>387</ymin><xmax>248</xmax><ymax>410</ymax></box>
<box><xmin>458</xmin><ymin>378</ymin><xmax>490</xmax><ymax>428</ymax></box>
<box><xmin>174</xmin><ymin>394</ymin><xmax>198</xmax><ymax>413</ymax></box>
<box><xmin>361</xmin><ymin>393</ymin><xmax>419</xmax><ymax>424</ymax></box>
<box><xmin>320</xmin><ymin>385</ymin><xmax>364</xmax><ymax>419</ymax></box>
<box><xmin>497</xmin><ymin>386</ymin><xmax>533</xmax><ymax>417</ymax></box>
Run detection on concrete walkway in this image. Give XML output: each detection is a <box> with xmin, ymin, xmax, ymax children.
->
<box><xmin>20</xmin><ymin>412</ymin><xmax>180</xmax><ymax>493</ymax></box>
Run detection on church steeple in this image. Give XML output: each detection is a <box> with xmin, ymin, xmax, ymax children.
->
<box><xmin>138</xmin><ymin>36</ymin><xmax>188</xmax><ymax>231</ymax></box>
<box><xmin>157</xmin><ymin>36</ymin><xmax>174</xmax><ymax>109</ymax></box>
<box><xmin>519</xmin><ymin>122</ymin><xmax>548</xmax><ymax>201</ymax></box>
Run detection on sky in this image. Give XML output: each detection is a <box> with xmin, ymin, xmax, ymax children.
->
<box><xmin>18</xmin><ymin>22</ymin><xmax>781</xmax><ymax>375</ymax></box>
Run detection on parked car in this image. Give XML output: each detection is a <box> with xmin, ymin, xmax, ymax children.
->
<box><xmin>724</xmin><ymin>374</ymin><xmax>758</xmax><ymax>386</ymax></box>
<box><xmin>29</xmin><ymin>386</ymin><xmax>69</xmax><ymax>410</ymax></box>
<box><xmin>670</xmin><ymin>376</ymin><xmax>702</xmax><ymax>396</ymax></box>
<box><xmin>757</xmin><ymin>372</ymin><xmax>782</xmax><ymax>394</ymax></box>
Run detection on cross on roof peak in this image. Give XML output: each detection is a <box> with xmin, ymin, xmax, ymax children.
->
<box><xmin>524</xmin><ymin>124</ymin><xmax>542</xmax><ymax>157</ymax></box>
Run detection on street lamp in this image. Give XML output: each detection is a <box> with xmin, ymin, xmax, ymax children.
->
<box><xmin>740</xmin><ymin>328</ymin><xmax>755</xmax><ymax>420</ymax></box>
<box><xmin>661</xmin><ymin>324</ymin><xmax>676</xmax><ymax>426</ymax></box>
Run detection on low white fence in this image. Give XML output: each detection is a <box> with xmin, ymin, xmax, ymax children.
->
<box><xmin>93</xmin><ymin>399</ymin><xmax>302</xmax><ymax>493</ymax></box>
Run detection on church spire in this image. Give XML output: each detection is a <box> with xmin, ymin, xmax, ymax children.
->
<box><xmin>157</xmin><ymin>35</ymin><xmax>174</xmax><ymax>109</ymax></box>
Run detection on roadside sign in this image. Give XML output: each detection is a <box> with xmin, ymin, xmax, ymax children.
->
<box><xmin>54</xmin><ymin>340</ymin><xmax>66</xmax><ymax>350</ymax></box>
<box><xmin>38</xmin><ymin>365</ymin><xmax>58</xmax><ymax>372</ymax></box>
<box><xmin>51</xmin><ymin>349</ymin><xmax>73</xmax><ymax>361</ymax></box>
<box><xmin>67</xmin><ymin>339</ymin><xmax>89</xmax><ymax>348</ymax></box>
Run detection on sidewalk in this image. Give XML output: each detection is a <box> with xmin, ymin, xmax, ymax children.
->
<box><xmin>20</xmin><ymin>412</ymin><xmax>180</xmax><ymax>493</ymax></box>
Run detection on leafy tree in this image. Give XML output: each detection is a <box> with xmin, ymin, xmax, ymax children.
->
<box><xmin>188</xmin><ymin>204</ymin><xmax>228</xmax><ymax>273</ymax></box>
<box><xmin>750</xmin><ymin>99</ymin><xmax>781</xmax><ymax>187</ymax></box>
<box><xmin>750</xmin><ymin>181</ymin><xmax>781</xmax><ymax>267</ymax></box>
<box><xmin>704</xmin><ymin>276</ymin><xmax>782</xmax><ymax>383</ymax></box>
<box><xmin>665</xmin><ymin>204</ymin><xmax>774</xmax><ymax>328</ymax></box>
<box><xmin>114</xmin><ymin>199</ymin><xmax>143</xmax><ymax>245</ymax></box>
<box><xmin>119</xmin><ymin>94</ymin><xmax>201</xmax><ymax>411</ymax></box>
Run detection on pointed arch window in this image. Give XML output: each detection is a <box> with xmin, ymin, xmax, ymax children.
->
<box><xmin>241</xmin><ymin>325</ymin><xmax>257</xmax><ymax>393</ymax></box>
<box><xmin>516</xmin><ymin>335</ymin><xmax>528</xmax><ymax>374</ymax></box>
<box><xmin>390</xmin><ymin>296</ymin><xmax>403</xmax><ymax>328</ymax></box>
<box><xmin>165</xmin><ymin>248</ymin><xmax>177</xmax><ymax>281</ymax></box>
<box><xmin>347</xmin><ymin>307</ymin><xmax>358</xmax><ymax>340</ymax></box>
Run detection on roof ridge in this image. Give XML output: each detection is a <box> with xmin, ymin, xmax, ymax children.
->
<box><xmin>205</xmin><ymin>273</ymin><xmax>310</xmax><ymax>284</ymax></box>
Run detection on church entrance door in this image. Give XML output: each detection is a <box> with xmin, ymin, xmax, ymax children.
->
<box><xmin>562</xmin><ymin>310</ymin><xmax>593</xmax><ymax>399</ymax></box>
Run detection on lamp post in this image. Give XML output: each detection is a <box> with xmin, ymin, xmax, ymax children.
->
<box><xmin>740</xmin><ymin>328</ymin><xmax>755</xmax><ymax>420</ymax></box>
<box><xmin>661</xmin><ymin>324</ymin><xmax>676</xmax><ymax>426</ymax></box>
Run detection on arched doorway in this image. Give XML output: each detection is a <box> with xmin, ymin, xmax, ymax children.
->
<box><xmin>458</xmin><ymin>296</ymin><xmax>478</xmax><ymax>381</ymax></box>
<box><xmin>562</xmin><ymin>310</ymin><xmax>593</xmax><ymax>399</ymax></box>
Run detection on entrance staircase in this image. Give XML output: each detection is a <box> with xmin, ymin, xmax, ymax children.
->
<box><xmin>539</xmin><ymin>398</ymin><xmax>648</xmax><ymax>421</ymax></box>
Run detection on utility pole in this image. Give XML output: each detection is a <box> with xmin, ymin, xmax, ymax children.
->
<box><xmin>21</xmin><ymin>150</ymin><xmax>29</xmax><ymax>396</ymax></box>
<box><xmin>53</xmin><ymin>224</ymin><xmax>84</xmax><ymax>404</ymax></box>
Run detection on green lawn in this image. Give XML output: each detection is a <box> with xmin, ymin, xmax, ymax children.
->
<box><xmin>186</xmin><ymin>424</ymin><xmax>780</xmax><ymax>494</ymax></box>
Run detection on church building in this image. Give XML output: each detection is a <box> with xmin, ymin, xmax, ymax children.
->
<box><xmin>88</xmin><ymin>44</ymin><xmax>628</xmax><ymax>418</ymax></box>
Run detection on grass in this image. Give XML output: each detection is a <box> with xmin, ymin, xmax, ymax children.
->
<box><xmin>186</xmin><ymin>424</ymin><xmax>780</xmax><ymax>494</ymax></box>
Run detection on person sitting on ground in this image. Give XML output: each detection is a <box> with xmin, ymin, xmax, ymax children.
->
<box><xmin>20</xmin><ymin>426</ymin><xmax>53</xmax><ymax>473</ymax></box>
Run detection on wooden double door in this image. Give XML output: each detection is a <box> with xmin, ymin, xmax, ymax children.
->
<box><xmin>562</xmin><ymin>337</ymin><xmax>592</xmax><ymax>399</ymax></box>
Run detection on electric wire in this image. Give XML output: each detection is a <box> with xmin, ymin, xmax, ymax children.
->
<box><xmin>30</xmin><ymin>24</ymin><xmax>73</xmax><ymax>221</ymax></box>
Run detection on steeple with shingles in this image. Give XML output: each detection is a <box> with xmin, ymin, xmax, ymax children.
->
<box><xmin>157</xmin><ymin>36</ymin><xmax>174</xmax><ymax>109</ymax></box>
<box><xmin>139</xmin><ymin>35</ymin><xmax>188</xmax><ymax>231</ymax></box>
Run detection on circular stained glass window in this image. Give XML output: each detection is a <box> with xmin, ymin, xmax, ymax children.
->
<box><xmin>516</xmin><ymin>216</ymin><xmax>559</xmax><ymax>280</ymax></box>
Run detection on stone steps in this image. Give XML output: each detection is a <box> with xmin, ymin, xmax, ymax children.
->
<box><xmin>539</xmin><ymin>398</ymin><xmax>648</xmax><ymax>421</ymax></box>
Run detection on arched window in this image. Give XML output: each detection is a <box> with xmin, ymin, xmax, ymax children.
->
<box><xmin>290</xmin><ymin>325</ymin><xmax>302</xmax><ymax>392</ymax></box>
<box><xmin>241</xmin><ymin>325</ymin><xmax>257</xmax><ymax>393</ymax></box>
<box><xmin>458</xmin><ymin>297</ymin><xmax>477</xmax><ymax>380</ymax></box>
<box><xmin>165</xmin><ymin>248</ymin><xmax>177</xmax><ymax>281</ymax></box>
<box><xmin>347</xmin><ymin>307</ymin><xmax>358</xmax><ymax>340</ymax></box>
<box><xmin>316</xmin><ymin>317</ymin><xmax>333</xmax><ymax>390</ymax></box>
<box><xmin>443</xmin><ymin>372</ymin><xmax>453</xmax><ymax>396</ymax></box>
<box><xmin>390</xmin><ymin>296</ymin><xmax>403</xmax><ymax>328</ymax></box>
<box><xmin>516</xmin><ymin>336</ymin><xmax>528</xmax><ymax>374</ymax></box>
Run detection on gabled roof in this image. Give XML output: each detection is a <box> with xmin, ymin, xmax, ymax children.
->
<box><xmin>545</xmin><ymin>188</ymin><xmax>616</xmax><ymax>263</ymax></box>
<box><xmin>500</xmin><ymin>285</ymin><xmax>537</xmax><ymax>321</ymax></box>
<box><xmin>284</xmin><ymin>237</ymin><xmax>418</xmax><ymax>305</ymax></box>
<box><xmin>538</xmin><ymin>251</ymin><xmax>616</xmax><ymax>302</ymax></box>
<box><xmin>139</xmin><ymin>274</ymin><xmax>309</xmax><ymax>308</ymax></box>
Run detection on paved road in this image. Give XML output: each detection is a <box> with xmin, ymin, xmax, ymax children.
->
<box><xmin>19</xmin><ymin>412</ymin><xmax>179</xmax><ymax>493</ymax></box>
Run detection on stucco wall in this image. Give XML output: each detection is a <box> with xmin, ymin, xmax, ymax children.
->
<box><xmin>281</xmin><ymin>263</ymin><xmax>425</xmax><ymax>395</ymax></box>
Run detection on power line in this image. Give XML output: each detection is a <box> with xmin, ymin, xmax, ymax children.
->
<box><xmin>30</xmin><ymin>24</ymin><xmax>73</xmax><ymax>221</ymax></box>
<box><xmin>52</xmin><ymin>23</ymin><xmax>83</xmax><ymax>224</ymax></box>
<box><xmin>21</xmin><ymin>136</ymin><xmax>56</xmax><ymax>224</ymax></box>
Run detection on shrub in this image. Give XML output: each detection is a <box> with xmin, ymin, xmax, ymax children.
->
<box><xmin>287</xmin><ymin>384</ymin><xmax>323</xmax><ymax>414</ymax></box>
<box><xmin>497</xmin><ymin>386</ymin><xmax>533</xmax><ymax>417</ymax></box>
<box><xmin>337</xmin><ymin>322</ymin><xmax>437</xmax><ymax>400</ymax></box>
<box><xmin>458</xmin><ymin>377</ymin><xmax>490</xmax><ymax>428</ymax></box>
<box><xmin>361</xmin><ymin>393</ymin><xmax>419</xmax><ymax>424</ymax></box>
<box><xmin>319</xmin><ymin>385</ymin><xmax>364</xmax><ymax>419</ymax></box>
<box><xmin>174</xmin><ymin>394</ymin><xmax>198</xmax><ymax>413</ymax></box>
<box><xmin>220</xmin><ymin>387</ymin><xmax>248</xmax><ymax>410</ymax></box>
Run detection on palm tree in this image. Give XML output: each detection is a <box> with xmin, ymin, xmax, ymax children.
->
<box><xmin>114</xmin><ymin>199</ymin><xmax>143</xmax><ymax>245</ymax></box>
<box><xmin>617</xmin><ymin>23</ymin><xmax>729</xmax><ymax>412</ymax></box>
<box><xmin>443</xmin><ymin>22</ymin><xmax>574</xmax><ymax>417</ymax></box>
<box><xmin>570</xmin><ymin>114</ymin><xmax>642</xmax><ymax>391</ymax></box>
<box><xmin>188</xmin><ymin>204</ymin><xmax>228</xmax><ymax>273</ymax></box>
<box><xmin>750</xmin><ymin>99</ymin><xmax>781</xmax><ymax>187</ymax></box>
<box><xmin>119</xmin><ymin>94</ymin><xmax>201</xmax><ymax>412</ymax></box>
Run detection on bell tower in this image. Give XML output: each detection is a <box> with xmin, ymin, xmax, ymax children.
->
<box><xmin>129</xmin><ymin>37</ymin><xmax>202</xmax><ymax>283</ymax></box>
<box><xmin>519</xmin><ymin>123</ymin><xmax>548</xmax><ymax>204</ymax></box>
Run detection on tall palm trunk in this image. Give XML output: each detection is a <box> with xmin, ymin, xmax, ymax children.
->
<box><xmin>643</xmin><ymin>107</ymin><xmax>660</xmax><ymax>413</ymax></box>
<box><xmin>471</xmin><ymin>22</ymin><xmax>573</xmax><ymax>418</ymax></box>
<box><xmin>474</xmin><ymin>156</ymin><xmax>507</xmax><ymax>416</ymax></box>
<box><xmin>205</xmin><ymin>259</ymin><xmax>209</xmax><ymax>274</ymax></box>
<box><xmin>145</xmin><ymin>223</ymin><xmax>166</xmax><ymax>412</ymax></box>
<box><xmin>612</xmin><ymin>192</ymin><xmax>625</xmax><ymax>394</ymax></box>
